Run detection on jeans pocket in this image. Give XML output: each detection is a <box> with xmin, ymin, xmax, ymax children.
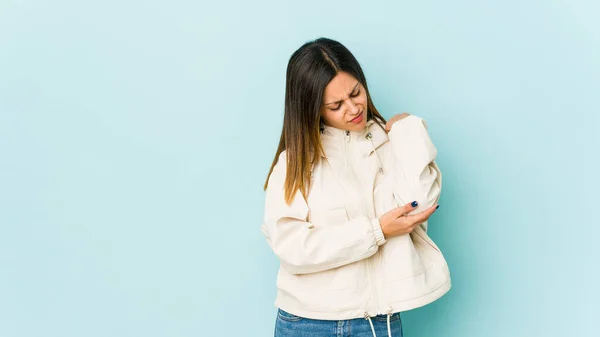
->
<box><xmin>277</xmin><ymin>309</ymin><xmax>303</xmax><ymax>322</ymax></box>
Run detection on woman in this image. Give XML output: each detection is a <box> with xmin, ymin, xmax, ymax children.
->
<box><xmin>261</xmin><ymin>37</ymin><xmax>451</xmax><ymax>337</ymax></box>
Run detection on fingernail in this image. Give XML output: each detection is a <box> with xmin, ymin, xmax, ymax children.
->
<box><xmin>411</xmin><ymin>201</ymin><xmax>418</xmax><ymax>207</ymax></box>
<box><xmin>436</xmin><ymin>205</ymin><xmax>440</xmax><ymax>210</ymax></box>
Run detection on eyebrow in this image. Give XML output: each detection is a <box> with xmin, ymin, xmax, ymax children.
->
<box><xmin>324</xmin><ymin>83</ymin><xmax>360</xmax><ymax>106</ymax></box>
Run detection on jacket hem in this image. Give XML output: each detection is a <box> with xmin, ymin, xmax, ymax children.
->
<box><xmin>274</xmin><ymin>279</ymin><xmax>451</xmax><ymax>321</ymax></box>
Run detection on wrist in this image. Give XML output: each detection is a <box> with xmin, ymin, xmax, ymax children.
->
<box><xmin>371</xmin><ymin>217</ymin><xmax>387</xmax><ymax>246</ymax></box>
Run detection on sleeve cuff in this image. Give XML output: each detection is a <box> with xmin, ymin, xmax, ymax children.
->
<box><xmin>370</xmin><ymin>218</ymin><xmax>387</xmax><ymax>246</ymax></box>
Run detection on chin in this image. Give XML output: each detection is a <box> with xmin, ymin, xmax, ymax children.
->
<box><xmin>348</xmin><ymin>120</ymin><xmax>367</xmax><ymax>131</ymax></box>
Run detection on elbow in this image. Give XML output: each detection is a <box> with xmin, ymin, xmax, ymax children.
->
<box><xmin>414</xmin><ymin>161</ymin><xmax>442</xmax><ymax>208</ymax></box>
<box><xmin>280</xmin><ymin>261</ymin><xmax>310</xmax><ymax>275</ymax></box>
<box><xmin>275</xmin><ymin>251</ymin><xmax>316</xmax><ymax>275</ymax></box>
<box><xmin>273</xmin><ymin>245</ymin><xmax>320</xmax><ymax>275</ymax></box>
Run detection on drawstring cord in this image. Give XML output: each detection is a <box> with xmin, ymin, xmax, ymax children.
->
<box><xmin>366</xmin><ymin>130</ymin><xmax>384</xmax><ymax>174</ymax></box>
<box><xmin>386</xmin><ymin>306</ymin><xmax>393</xmax><ymax>337</ymax></box>
<box><xmin>365</xmin><ymin>315</ymin><xmax>377</xmax><ymax>337</ymax></box>
<box><xmin>364</xmin><ymin>306</ymin><xmax>394</xmax><ymax>337</ymax></box>
<box><xmin>320</xmin><ymin>121</ymin><xmax>384</xmax><ymax>175</ymax></box>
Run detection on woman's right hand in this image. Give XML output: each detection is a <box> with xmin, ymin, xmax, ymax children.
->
<box><xmin>379</xmin><ymin>201</ymin><xmax>439</xmax><ymax>238</ymax></box>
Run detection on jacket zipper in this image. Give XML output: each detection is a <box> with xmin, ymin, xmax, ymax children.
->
<box><xmin>344</xmin><ymin>130</ymin><xmax>382</xmax><ymax>315</ymax></box>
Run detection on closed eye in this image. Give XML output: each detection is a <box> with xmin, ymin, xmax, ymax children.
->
<box><xmin>330</xmin><ymin>89</ymin><xmax>360</xmax><ymax>111</ymax></box>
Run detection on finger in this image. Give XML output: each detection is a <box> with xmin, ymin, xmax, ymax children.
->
<box><xmin>385</xmin><ymin>120</ymin><xmax>395</xmax><ymax>132</ymax></box>
<box><xmin>392</xmin><ymin>200</ymin><xmax>419</xmax><ymax>218</ymax></box>
<box><xmin>407</xmin><ymin>204</ymin><xmax>438</xmax><ymax>224</ymax></box>
<box><xmin>385</xmin><ymin>113</ymin><xmax>410</xmax><ymax>131</ymax></box>
<box><xmin>413</xmin><ymin>204</ymin><xmax>438</xmax><ymax>223</ymax></box>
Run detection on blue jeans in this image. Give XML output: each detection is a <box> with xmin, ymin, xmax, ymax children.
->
<box><xmin>274</xmin><ymin>309</ymin><xmax>403</xmax><ymax>337</ymax></box>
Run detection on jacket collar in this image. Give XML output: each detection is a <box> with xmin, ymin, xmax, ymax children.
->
<box><xmin>318</xmin><ymin>117</ymin><xmax>388</xmax><ymax>158</ymax></box>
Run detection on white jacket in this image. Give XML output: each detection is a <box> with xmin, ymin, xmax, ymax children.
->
<box><xmin>261</xmin><ymin>115</ymin><xmax>451</xmax><ymax>321</ymax></box>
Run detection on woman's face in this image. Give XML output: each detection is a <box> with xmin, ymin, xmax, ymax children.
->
<box><xmin>320</xmin><ymin>71</ymin><xmax>368</xmax><ymax>132</ymax></box>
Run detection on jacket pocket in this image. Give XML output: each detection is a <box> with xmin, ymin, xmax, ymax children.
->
<box><xmin>381</xmin><ymin>234</ymin><xmax>434</xmax><ymax>281</ymax></box>
<box><xmin>298</xmin><ymin>207</ymin><xmax>360</xmax><ymax>291</ymax></box>
<box><xmin>411</xmin><ymin>226</ymin><xmax>442</xmax><ymax>254</ymax></box>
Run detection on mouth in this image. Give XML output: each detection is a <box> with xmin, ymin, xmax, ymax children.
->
<box><xmin>349</xmin><ymin>111</ymin><xmax>364</xmax><ymax>124</ymax></box>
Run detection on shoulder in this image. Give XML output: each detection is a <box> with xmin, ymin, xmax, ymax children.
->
<box><xmin>274</xmin><ymin>150</ymin><xmax>288</xmax><ymax>170</ymax></box>
<box><xmin>267</xmin><ymin>150</ymin><xmax>288</xmax><ymax>186</ymax></box>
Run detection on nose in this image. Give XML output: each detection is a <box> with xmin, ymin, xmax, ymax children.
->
<box><xmin>346</xmin><ymin>99</ymin><xmax>360</xmax><ymax>115</ymax></box>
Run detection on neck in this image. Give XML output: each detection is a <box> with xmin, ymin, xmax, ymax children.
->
<box><xmin>320</xmin><ymin>119</ymin><xmax>374</xmax><ymax>138</ymax></box>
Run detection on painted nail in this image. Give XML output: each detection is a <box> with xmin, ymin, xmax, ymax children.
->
<box><xmin>411</xmin><ymin>201</ymin><xmax>418</xmax><ymax>207</ymax></box>
<box><xmin>436</xmin><ymin>205</ymin><xmax>440</xmax><ymax>210</ymax></box>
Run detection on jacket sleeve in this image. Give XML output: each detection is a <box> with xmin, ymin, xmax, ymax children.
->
<box><xmin>388</xmin><ymin>115</ymin><xmax>442</xmax><ymax>232</ymax></box>
<box><xmin>260</xmin><ymin>151</ymin><xmax>387</xmax><ymax>275</ymax></box>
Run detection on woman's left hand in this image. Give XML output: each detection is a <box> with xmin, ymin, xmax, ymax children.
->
<box><xmin>385</xmin><ymin>112</ymin><xmax>411</xmax><ymax>132</ymax></box>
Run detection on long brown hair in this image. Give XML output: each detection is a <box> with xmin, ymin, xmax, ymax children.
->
<box><xmin>264</xmin><ymin>37</ymin><xmax>387</xmax><ymax>204</ymax></box>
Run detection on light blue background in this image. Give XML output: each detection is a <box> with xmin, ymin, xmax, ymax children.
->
<box><xmin>1</xmin><ymin>1</ymin><xmax>598</xmax><ymax>336</ymax></box>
